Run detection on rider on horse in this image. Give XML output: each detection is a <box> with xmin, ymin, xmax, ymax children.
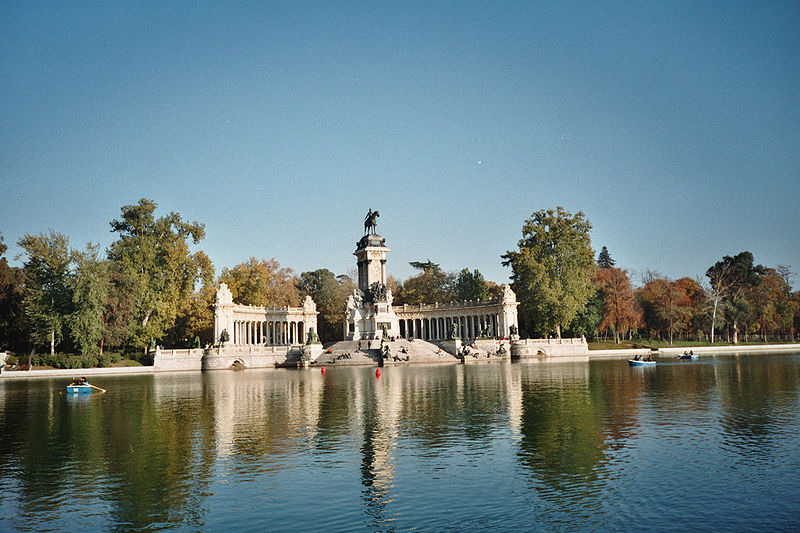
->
<box><xmin>364</xmin><ymin>209</ymin><xmax>379</xmax><ymax>235</ymax></box>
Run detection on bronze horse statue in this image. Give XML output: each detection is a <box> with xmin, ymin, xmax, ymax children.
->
<box><xmin>364</xmin><ymin>210</ymin><xmax>380</xmax><ymax>235</ymax></box>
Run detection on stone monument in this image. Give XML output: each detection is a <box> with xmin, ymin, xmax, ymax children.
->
<box><xmin>345</xmin><ymin>210</ymin><xmax>400</xmax><ymax>340</ymax></box>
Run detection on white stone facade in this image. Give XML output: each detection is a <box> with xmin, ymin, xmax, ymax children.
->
<box><xmin>344</xmin><ymin>232</ymin><xmax>519</xmax><ymax>343</ymax></box>
<box><xmin>213</xmin><ymin>283</ymin><xmax>319</xmax><ymax>347</ymax></box>
<box><xmin>394</xmin><ymin>284</ymin><xmax>519</xmax><ymax>342</ymax></box>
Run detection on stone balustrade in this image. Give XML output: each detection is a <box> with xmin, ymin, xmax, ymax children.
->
<box><xmin>515</xmin><ymin>337</ymin><xmax>587</xmax><ymax>346</ymax></box>
<box><xmin>511</xmin><ymin>337</ymin><xmax>589</xmax><ymax>359</ymax></box>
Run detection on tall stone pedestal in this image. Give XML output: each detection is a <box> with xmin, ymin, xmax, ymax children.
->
<box><xmin>345</xmin><ymin>233</ymin><xmax>400</xmax><ymax>340</ymax></box>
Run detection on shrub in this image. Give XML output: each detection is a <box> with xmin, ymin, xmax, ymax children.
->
<box><xmin>96</xmin><ymin>353</ymin><xmax>122</xmax><ymax>368</ymax></box>
<box><xmin>30</xmin><ymin>352</ymin><xmax>122</xmax><ymax>369</ymax></box>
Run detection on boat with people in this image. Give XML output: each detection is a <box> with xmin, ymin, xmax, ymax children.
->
<box><xmin>66</xmin><ymin>377</ymin><xmax>105</xmax><ymax>394</ymax></box>
<box><xmin>678</xmin><ymin>351</ymin><xmax>698</xmax><ymax>360</ymax></box>
<box><xmin>629</xmin><ymin>355</ymin><xmax>656</xmax><ymax>366</ymax></box>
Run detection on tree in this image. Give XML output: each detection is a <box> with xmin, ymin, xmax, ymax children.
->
<box><xmin>674</xmin><ymin>277</ymin><xmax>707</xmax><ymax>339</ymax></box>
<box><xmin>107</xmin><ymin>199</ymin><xmax>211</xmax><ymax>351</ymax></box>
<box><xmin>297</xmin><ymin>268</ymin><xmax>351</xmax><ymax>343</ymax></box>
<box><xmin>774</xmin><ymin>265</ymin><xmax>797</xmax><ymax>339</ymax></box>
<box><xmin>705</xmin><ymin>252</ymin><xmax>764</xmax><ymax>343</ymax></box>
<box><xmin>748</xmin><ymin>268</ymin><xmax>793</xmax><ymax>342</ymax></box>
<box><xmin>594</xmin><ymin>267</ymin><xmax>639</xmax><ymax>343</ymax></box>
<box><xmin>218</xmin><ymin>257</ymin><xmax>299</xmax><ymax>307</ymax></box>
<box><xmin>792</xmin><ymin>292</ymin><xmax>800</xmax><ymax>340</ymax></box>
<box><xmin>597</xmin><ymin>246</ymin><xmax>615</xmax><ymax>269</ymax></box>
<box><xmin>17</xmin><ymin>231</ymin><xmax>73</xmax><ymax>354</ymax></box>
<box><xmin>453</xmin><ymin>269</ymin><xmax>490</xmax><ymax>301</ymax></box>
<box><xmin>502</xmin><ymin>207</ymin><xmax>595</xmax><ymax>338</ymax></box>
<box><xmin>565</xmin><ymin>287</ymin><xmax>603</xmax><ymax>339</ymax></box>
<box><xmin>636</xmin><ymin>276</ymin><xmax>703</xmax><ymax>344</ymax></box>
<box><xmin>69</xmin><ymin>243</ymin><xmax>110</xmax><ymax>355</ymax></box>
<box><xmin>409</xmin><ymin>260</ymin><xmax>440</xmax><ymax>272</ymax></box>
<box><xmin>0</xmin><ymin>233</ymin><xmax>27</xmax><ymax>352</ymax></box>
<box><xmin>394</xmin><ymin>268</ymin><xmax>455</xmax><ymax>305</ymax></box>
<box><xmin>167</xmin><ymin>282</ymin><xmax>216</xmax><ymax>348</ymax></box>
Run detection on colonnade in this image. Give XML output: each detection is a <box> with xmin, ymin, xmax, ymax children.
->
<box><xmin>231</xmin><ymin>319</ymin><xmax>304</xmax><ymax>346</ymax></box>
<box><xmin>397</xmin><ymin>313</ymin><xmax>500</xmax><ymax>342</ymax></box>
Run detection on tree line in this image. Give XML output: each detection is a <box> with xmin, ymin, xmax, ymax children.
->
<box><xmin>2</xmin><ymin>201</ymin><xmax>798</xmax><ymax>363</ymax></box>
<box><xmin>502</xmin><ymin>207</ymin><xmax>799</xmax><ymax>344</ymax></box>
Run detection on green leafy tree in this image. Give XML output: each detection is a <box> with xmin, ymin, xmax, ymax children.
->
<box><xmin>17</xmin><ymin>231</ymin><xmax>73</xmax><ymax>354</ymax></box>
<box><xmin>565</xmin><ymin>287</ymin><xmax>603</xmax><ymax>340</ymax></box>
<box><xmin>705</xmin><ymin>252</ymin><xmax>764</xmax><ymax>343</ymax></box>
<box><xmin>453</xmin><ymin>269</ymin><xmax>490</xmax><ymax>301</ymax></box>
<box><xmin>297</xmin><ymin>268</ymin><xmax>352</xmax><ymax>343</ymax></box>
<box><xmin>408</xmin><ymin>260</ymin><xmax>440</xmax><ymax>271</ymax></box>
<box><xmin>502</xmin><ymin>207</ymin><xmax>595</xmax><ymax>338</ymax></box>
<box><xmin>395</xmin><ymin>267</ymin><xmax>455</xmax><ymax>305</ymax></box>
<box><xmin>107</xmin><ymin>199</ymin><xmax>211</xmax><ymax>352</ymax></box>
<box><xmin>69</xmin><ymin>243</ymin><xmax>110</xmax><ymax>355</ymax></box>
<box><xmin>0</xmin><ymin>233</ymin><xmax>28</xmax><ymax>352</ymax></box>
<box><xmin>597</xmin><ymin>246</ymin><xmax>615</xmax><ymax>268</ymax></box>
<box><xmin>167</xmin><ymin>282</ymin><xmax>216</xmax><ymax>348</ymax></box>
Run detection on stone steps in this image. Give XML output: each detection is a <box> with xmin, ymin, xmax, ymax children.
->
<box><xmin>316</xmin><ymin>338</ymin><xmax>460</xmax><ymax>366</ymax></box>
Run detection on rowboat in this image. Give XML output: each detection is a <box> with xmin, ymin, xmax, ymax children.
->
<box><xmin>678</xmin><ymin>354</ymin><xmax>698</xmax><ymax>360</ymax></box>
<box><xmin>628</xmin><ymin>359</ymin><xmax>656</xmax><ymax>366</ymax></box>
<box><xmin>66</xmin><ymin>378</ymin><xmax>105</xmax><ymax>394</ymax></box>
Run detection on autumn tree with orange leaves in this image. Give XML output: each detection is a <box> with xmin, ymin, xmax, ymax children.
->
<box><xmin>636</xmin><ymin>275</ymin><xmax>706</xmax><ymax>344</ymax></box>
<box><xmin>594</xmin><ymin>267</ymin><xmax>642</xmax><ymax>343</ymax></box>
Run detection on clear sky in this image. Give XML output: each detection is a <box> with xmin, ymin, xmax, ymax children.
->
<box><xmin>2</xmin><ymin>2</ymin><xmax>798</xmax><ymax>287</ymax></box>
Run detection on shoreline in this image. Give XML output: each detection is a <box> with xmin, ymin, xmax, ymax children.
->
<box><xmin>588</xmin><ymin>343</ymin><xmax>800</xmax><ymax>359</ymax></box>
<box><xmin>2</xmin><ymin>343</ymin><xmax>798</xmax><ymax>379</ymax></box>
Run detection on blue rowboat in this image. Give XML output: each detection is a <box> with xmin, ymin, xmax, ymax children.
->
<box><xmin>66</xmin><ymin>378</ymin><xmax>103</xmax><ymax>394</ymax></box>
<box><xmin>628</xmin><ymin>359</ymin><xmax>656</xmax><ymax>366</ymax></box>
<box><xmin>678</xmin><ymin>354</ymin><xmax>698</xmax><ymax>360</ymax></box>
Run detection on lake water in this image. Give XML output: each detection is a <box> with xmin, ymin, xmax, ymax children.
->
<box><xmin>1</xmin><ymin>352</ymin><xmax>799</xmax><ymax>532</ymax></box>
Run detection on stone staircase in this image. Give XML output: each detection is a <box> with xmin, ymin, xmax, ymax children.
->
<box><xmin>315</xmin><ymin>338</ymin><xmax>460</xmax><ymax>366</ymax></box>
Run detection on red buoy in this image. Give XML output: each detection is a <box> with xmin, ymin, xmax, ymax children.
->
<box><xmin>375</xmin><ymin>368</ymin><xmax>381</xmax><ymax>378</ymax></box>
<box><xmin>321</xmin><ymin>366</ymin><xmax>326</xmax><ymax>375</ymax></box>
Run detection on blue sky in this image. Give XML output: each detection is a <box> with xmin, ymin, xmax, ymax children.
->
<box><xmin>2</xmin><ymin>2</ymin><xmax>798</xmax><ymax>287</ymax></box>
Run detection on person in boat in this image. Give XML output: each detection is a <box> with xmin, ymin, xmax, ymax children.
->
<box><xmin>689</xmin><ymin>350</ymin><xmax>694</xmax><ymax>356</ymax></box>
<box><xmin>79</xmin><ymin>377</ymin><xmax>87</xmax><ymax>384</ymax></box>
<box><xmin>634</xmin><ymin>355</ymin><xmax>641</xmax><ymax>361</ymax></box>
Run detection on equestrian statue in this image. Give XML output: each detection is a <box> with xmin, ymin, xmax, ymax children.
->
<box><xmin>364</xmin><ymin>209</ymin><xmax>380</xmax><ymax>235</ymax></box>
